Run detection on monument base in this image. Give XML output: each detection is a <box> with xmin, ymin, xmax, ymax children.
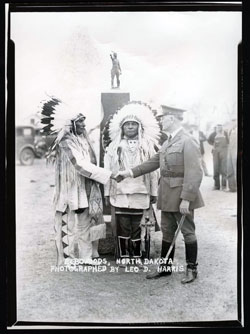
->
<box><xmin>98</xmin><ymin>92</ymin><xmax>130</xmax><ymax>255</ymax></box>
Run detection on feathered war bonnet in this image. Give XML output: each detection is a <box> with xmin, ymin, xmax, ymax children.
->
<box><xmin>38</xmin><ymin>96</ymin><xmax>86</xmax><ymax>155</ymax></box>
<box><xmin>106</xmin><ymin>101</ymin><xmax>161</xmax><ymax>151</ymax></box>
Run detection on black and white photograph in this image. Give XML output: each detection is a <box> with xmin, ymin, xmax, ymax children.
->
<box><xmin>7</xmin><ymin>2</ymin><xmax>242</xmax><ymax>328</ymax></box>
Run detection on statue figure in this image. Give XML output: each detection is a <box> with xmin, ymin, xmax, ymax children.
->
<box><xmin>110</xmin><ymin>51</ymin><xmax>122</xmax><ymax>89</ymax></box>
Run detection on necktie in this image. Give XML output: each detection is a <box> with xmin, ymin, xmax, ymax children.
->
<box><xmin>168</xmin><ymin>134</ymin><xmax>172</xmax><ymax>143</ymax></box>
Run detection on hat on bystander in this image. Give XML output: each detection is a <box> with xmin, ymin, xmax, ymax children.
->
<box><xmin>157</xmin><ymin>105</ymin><xmax>186</xmax><ymax>120</ymax></box>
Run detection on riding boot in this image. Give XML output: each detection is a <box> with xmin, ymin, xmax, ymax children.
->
<box><xmin>181</xmin><ymin>241</ymin><xmax>198</xmax><ymax>284</ymax></box>
<box><xmin>146</xmin><ymin>240</ymin><xmax>175</xmax><ymax>279</ymax></box>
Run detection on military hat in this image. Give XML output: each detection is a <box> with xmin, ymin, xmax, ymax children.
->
<box><xmin>158</xmin><ymin>105</ymin><xmax>186</xmax><ymax>117</ymax></box>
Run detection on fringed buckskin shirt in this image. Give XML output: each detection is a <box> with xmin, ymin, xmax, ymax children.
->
<box><xmin>54</xmin><ymin>133</ymin><xmax>111</xmax><ymax>213</ymax></box>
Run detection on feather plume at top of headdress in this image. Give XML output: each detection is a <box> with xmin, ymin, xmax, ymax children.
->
<box><xmin>39</xmin><ymin>97</ymin><xmax>63</xmax><ymax>135</ymax></box>
<box><xmin>38</xmin><ymin>96</ymin><xmax>86</xmax><ymax>135</ymax></box>
<box><xmin>107</xmin><ymin>101</ymin><xmax>160</xmax><ymax>146</ymax></box>
<box><xmin>38</xmin><ymin>96</ymin><xmax>86</xmax><ymax>158</ymax></box>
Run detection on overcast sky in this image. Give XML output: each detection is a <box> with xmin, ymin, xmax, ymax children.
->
<box><xmin>11</xmin><ymin>11</ymin><xmax>241</xmax><ymax>130</ymax></box>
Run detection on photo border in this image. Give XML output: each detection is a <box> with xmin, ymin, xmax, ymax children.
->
<box><xmin>4</xmin><ymin>0</ymin><xmax>244</xmax><ymax>330</ymax></box>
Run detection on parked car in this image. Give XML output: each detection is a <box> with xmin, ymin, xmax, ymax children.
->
<box><xmin>16</xmin><ymin>125</ymin><xmax>56</xmax><ymax>165</ymax></box>
<box><xmin>16</xmin><ymin>126</ymin><xmax>38</xmax><ymax>165</ymax></box>
<box><xmin>34</xmin><ymin>130</ymin><xmax>57</xmax><ymax>158</ymax></box>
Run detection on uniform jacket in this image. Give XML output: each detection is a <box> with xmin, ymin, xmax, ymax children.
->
<box><xmin>132</xmin><ymin>129</ymin><xmax>205</xmax><ymax>212</ymax></box>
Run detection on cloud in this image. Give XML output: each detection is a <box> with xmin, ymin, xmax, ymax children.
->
<box><xmin>11</xmin><ymin>11</ymin><xmax>241</xmax><ymax>127</ymax></box>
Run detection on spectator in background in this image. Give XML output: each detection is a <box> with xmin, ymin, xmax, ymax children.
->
<box><xmin>189</xmin><ymin>124</ymin><xmax>211</xmax><ymax>177</ymax></box>
<box><xmin>227</xmin><ymin>119</ymin><xmax>237</xmax><ymax>192</ymax></box>
<box><xmin>208</xmin><ymin>124</ymin><xmax>229</xmax><ymax>190</ymax></box>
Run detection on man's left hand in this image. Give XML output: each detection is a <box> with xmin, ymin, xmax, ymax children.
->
<box><xmin>179</xmin><ymin>200</ymin><xmax>190</xmax><ymax>215</ymax></box>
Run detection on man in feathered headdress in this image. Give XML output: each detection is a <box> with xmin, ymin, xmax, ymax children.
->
<box><xmin>104</xmin><ymin>101</ymin><xmax>160</xmax><ymax>262</ymax></box>
<box><xmin>40</xmin><ymin>97</ymin><xmax>112</xmax><ymax>266</ymax></box>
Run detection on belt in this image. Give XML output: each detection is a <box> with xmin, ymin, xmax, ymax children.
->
<box><xmin>161</xmin><ymin>171</ymin><xmax>184</xmax><ymax>178</ymax></box>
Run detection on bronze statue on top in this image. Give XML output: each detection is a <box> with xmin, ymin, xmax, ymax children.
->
<box><xmin>110</xmin><ymin>51</ymin><xmax>122</xmax><ymax>89</ymax></box>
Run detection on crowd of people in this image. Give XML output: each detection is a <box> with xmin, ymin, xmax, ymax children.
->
<box><xmin>188</xmin><ymin>121</ymin><xmax>237</xmax><ymax>193</ymax></box>
<box><xmin>207</xmin><ymin>121</ymin><xmax>237</xmax><ymax>192</ymax></box>
<box><xmin>40</xmin><ymin>98</ymin><xmax>237</xmax><ymax>285</ymax></box>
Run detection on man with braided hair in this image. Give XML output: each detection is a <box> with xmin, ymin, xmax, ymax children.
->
<box><xmin>104</xmin><ymin>102</ymin><xmax>160</xmax><ymax>262</ymax></box>
<box><xmin>40</xmin><ymin>98</ymin><xmax>112</xmax><ymax>266</ymax></box>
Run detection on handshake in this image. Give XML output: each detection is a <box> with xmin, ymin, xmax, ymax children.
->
<box><xmin>111</xmin><ymin>169</ymin><xmax>132</xmax><ymax>183</ymax></box>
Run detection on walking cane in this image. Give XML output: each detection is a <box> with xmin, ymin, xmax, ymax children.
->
<box><xmin>164</xmin><ymin>214</ymin><xmax>186</xmax><ymax>262</ymax></box>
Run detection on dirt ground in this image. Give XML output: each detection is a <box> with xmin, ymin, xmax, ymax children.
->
<box><xmin>15</xmin><ymin>147</ymin><xmax>239</xmax><ymax>325</ymax></box>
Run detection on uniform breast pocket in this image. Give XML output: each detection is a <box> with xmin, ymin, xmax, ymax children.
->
<box><xmin>166</xmin><ymin>145</ymin><xmax>184</xmax><ymax>165</ymax></box>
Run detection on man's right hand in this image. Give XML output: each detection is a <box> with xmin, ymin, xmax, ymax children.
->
<box><xmin>115</xmin><ymin>170</ymin><xmax>131</xmax><ymax>182</ymax></box>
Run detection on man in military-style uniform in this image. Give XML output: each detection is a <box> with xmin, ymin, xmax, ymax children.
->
<box><xmin>116</xmin><ymin>106</ymin><xmax>204</xmax><ymax>284</ymax></box>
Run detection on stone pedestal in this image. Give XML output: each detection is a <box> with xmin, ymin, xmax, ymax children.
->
<box><xmin>98</xmin><ymin>91</ymin><xmax>130</xmax><ymax>255</ymax></box>
<box><xmin>99</xmin><ymin>91</ymin><xmax>130</xmax><ymax>166</ymax></box>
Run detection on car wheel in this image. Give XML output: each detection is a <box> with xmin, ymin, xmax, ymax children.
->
<box><xmin>19</xmin><ymin>148</ymin><xmax>35</xmax><ymax>166</ymax></box>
